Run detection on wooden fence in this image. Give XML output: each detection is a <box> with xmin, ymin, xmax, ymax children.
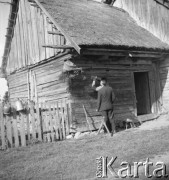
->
<box><xmin>0</xmin><ymin>98</ymin><xmax>72</xmax><ymax>149</ymax></box>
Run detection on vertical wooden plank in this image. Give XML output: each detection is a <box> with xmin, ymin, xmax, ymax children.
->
<box><xmin>15</xmin><ymin>14</ymin><xmax>23</xmax><ymax>68</ymax></box>
<box><xmin>64</xmin><ymin>99</ymin><xmax>69</xmax><ymax>135</ymax></box>
<box><xmin>48</xmin><ymin>22</ymin><xmax>55</xmax><ymax>56</ymax></box>
<box><xmin>45</xmin><ymin>103</ymin><xmax>51</xmax><ymax>142</ymax></box>
<box><xmin>12</xmin><ymin>108</ymin><xmax>19</xmax><ymax>147</ymax></box>
<box><xmin>153</xmin><ymin>63</ymin><xmax>162</xmax><ymax>114</ymax></box>
<box><xmin>37</xmin><ymin>8</ymin><xmax>46</xmax><ymax>61</ymax></box>
<box><xmin>6</xmin><ymin>116</ymin><xmax>13</xmax><ymax>148</ymax></box>
<box><xmin>60</xmin><ymin>100</ymin><xmax>66</xmax><ymax>139</ymax></box>
<box><xmin>44</xmin><ymin>17</ymin><xmax>51</xmax><ymax>59</ymax></box>
<box><xmin>18</xmin><ymin>2</ymin><xmax>26</xmax><ymax>67</ymax></box>
<box><xmin>30</xmin><ymin>6</ymin><xmax>40</xmax><ymax>62</ymax></box>
<box><xmin>149</xmin><ymin>69</ymin><xmax>156</xmax><ymax>114</ymax></box>
<box><xmin>131</xmin><ymin>72</ymin><xmax>137</xmax><ymax>116</ymax></box>
<box><xmin>26</xmin><ymin>102</ymin><xmax>31</xmax><ymax>141</ymax></box>
<box><xmin>41</xmin><ymin>103</ymin><xmax>47</xmax><ymax>142</ymax></box>
<box><xmin>48</xmin><ymin>103</ymin><xmax>55</xmax><ymax>142</ymax></box>
<box><xmin>25</xmin><ymin>0</ymin><xmax>35</xmax><ymax>64</ymax></box>
<box><xmin>53</xmin><ymin>104</ymin><xmax>59</xmax><ymax>140</ymax></box>
<box><xmin>52</xmin><ymin>26</ymin><xmax>59</xmax><ymax>55</ymax></box>
<box><xmin>56</xmin><ymin>101</ymin><xmax>62</xmax><ymax>140</ymax></box>
<box><xmin>0</xmin><ymin>104</ymin><xmax>6</xmax><ymax>149</ymax></box>
<box><xmin>20</xmin><ymin>113</ymin><xmax>26</xmax><ymax>147</ymax></box>
<box><xmin>36</xmin><ymin>103</ymin><xmax>42</xmax><ymax>141</ymax></box>
<box><xmin>20</xmin><ymin>0</ymin><xmax>29</xmax><ymax>66</ymax></box>
<box><xmin>30</xmin><ymin>101</ymin><xmax>36</xmax><ymax>139</ymax></box>
<box><xmin>68</xmin><ymin>100</ymin><xmax>73</xmax><ymax>129</ymax></box>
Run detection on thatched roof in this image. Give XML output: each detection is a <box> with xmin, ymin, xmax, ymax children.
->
<box><xmin>39</xmin><ymin>0</ymin><xmax>169</xmax><ymax>51</ymax></box>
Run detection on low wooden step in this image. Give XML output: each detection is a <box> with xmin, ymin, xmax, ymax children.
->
<box><xmin>137</xmin><ymin>113</ymin><xmax>159</xmax><ymax>123</ymax></box>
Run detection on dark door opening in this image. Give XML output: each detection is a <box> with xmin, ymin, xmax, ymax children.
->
<box><xmin>134</xmin><ymin>72</ymin><xmax>151</xmax><ymax>116</ymax></box>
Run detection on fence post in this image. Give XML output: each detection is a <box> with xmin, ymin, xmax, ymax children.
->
<box><xmin>0</xmin><ymin>103</ymin><xmax>6</xmax><ymax>149</ymax></box>
<box><xmin>36</xmin><ymin>103</ymin><xmax>42</xmax><ymax>141</ymax></box>
<box><xmin>12</xmin><ymin>108</ymin><xmax>19</xmax><ymax>147</ymax></box>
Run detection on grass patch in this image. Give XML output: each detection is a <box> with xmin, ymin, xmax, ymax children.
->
<box><xmin>0</xmin><ymin>127</ymin><xmax>169</xmax><ymax>180</ymax></box>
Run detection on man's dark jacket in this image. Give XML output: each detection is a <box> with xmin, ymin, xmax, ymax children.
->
<box><xmin>97</xmin><ymin>86</ymin><xmax>115</xmax><ymax>112</ymax></box>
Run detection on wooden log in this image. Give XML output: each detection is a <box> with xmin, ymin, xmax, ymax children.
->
<box><xmin>48</xmin><ymin>30</ymin><xmax>63</xmax><ymax>36</ymax></box>
<box><xmin>42</xmin><ymin>45</ymin><xmax>74</xmax><ymax>49</ymax></box>
<box><xmin>0</xmin><ymin>104</ymin><xmax>6</xmax><ymax>149</ymax></box>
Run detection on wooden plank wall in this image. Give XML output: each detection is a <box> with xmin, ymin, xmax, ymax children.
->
<box><xmin>7</xmin><ymin>70</ymin><xmax>29</xmax><ymax>105</ymax></box>
<box><xmin>69</xmin><ymin>56</ymin><xmax>157</xmax><ymax>131</ymax></box>
<box><xmin>7</xmin><ymin>54</ymin><xmax>71</xmax><ymax>106</ymax></box>
<box><xmin>29</xmin><ymin>54</ymin><xmax>71</xmax><ymax>103</ymax></box>
<box><xmin>159</xmin><ymin>56</ymin><xmax>169</xmax><ymax>111</ymax></box>
<box><xmin>114</xmin><ymin>0</ymin><xmax>169</xmax><ymax>45</ymax></box>
<box><xmin>6</xmin><ymin>0</ymin><xmax>67</xmax><ymax>74</ymax></box>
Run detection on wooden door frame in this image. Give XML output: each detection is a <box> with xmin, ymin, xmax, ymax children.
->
<box><xmin>132</xmin><ymin>64</ymin><xmax>162</xmax><ymax>117</ymax></box>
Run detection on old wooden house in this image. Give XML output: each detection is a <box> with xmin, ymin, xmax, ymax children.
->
<box><xmin>1</xmin><ymin>0</ymin><xmax>169</xmax><ymax>132</ymax></box>
<box><xmin>113</xmin><ymin>0</ymin><xmax>169</xmax><ymax>115</ymax></box>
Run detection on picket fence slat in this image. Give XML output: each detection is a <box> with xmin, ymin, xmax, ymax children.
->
<box><xmin>12</xmin><ymin>108</ymin><xmax>19</xmax><ymax>147</ymax></box>
<box><xmin>53</xmin><ymin>104</ymin><xmax>59</xmax><ymax>140</ymax></box>
<box><xmin>0</xmin><ymin>98</ymin><xmax>71</xmax><ymax>149</ymax></box>
<box><xmin>30</xmin><ymin>102</ymin><xmax>36</xmax><ymax>139</ymax></box>
<box><xmin>6</xmin><ymin>116</ymin><xmax>13</xmax><ymax>148</ymax></box>
<box><xmin>20</xmin><ymin>113</ymin><xmax>26</xmax><ymax>146</ymax></box>
<box><xmin>36</xmin><ymin>103</ymin><xmax>42</xmax><ymax>141</ymax></box>
<box><xmin>61</xmin><ymin>100</ymin><xmax>66</xmax><ymax>139</ymax></box>
<box><xmin>0</xmin><ymin>104</ymin><xmax>6</xmax><ymax>149</ymax></box>
<box><xmin>56</xmin><ymin>101</ymin><xmax>62</xmax><ymax>140</ymax></box>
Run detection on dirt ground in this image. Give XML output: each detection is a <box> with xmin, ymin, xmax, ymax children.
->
<box><xmin>138</xmin><ymin>113</ymin><xmax>169</xmax><ymax>131</ymax></box>
<box><xmin>0</xmin><ymin>114</ymin><xmax>169</xmax><ymax>180</ymax></box>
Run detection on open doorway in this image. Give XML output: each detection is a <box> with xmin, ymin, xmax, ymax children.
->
<box><xmin>134</xmin><ymin>72</ymin><xmax>151</xmax><ymax>116</ymax></box>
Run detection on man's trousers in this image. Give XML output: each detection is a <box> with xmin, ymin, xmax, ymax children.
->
<box><xmin>101</xmin><ymin>109</ymin><xmax>115</xmax><ymax>133</ymax></box>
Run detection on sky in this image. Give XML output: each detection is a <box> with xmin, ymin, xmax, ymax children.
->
<box><xmin>0</xmin><ymin>1</ymin><xmax>11</xmax><ymax>99</ymax></box>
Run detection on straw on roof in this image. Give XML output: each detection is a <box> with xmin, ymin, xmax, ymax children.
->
<box><xmin>39</xmin><ymin>0</ymin><xmax>169</xmax><ymax>51</ymax></box>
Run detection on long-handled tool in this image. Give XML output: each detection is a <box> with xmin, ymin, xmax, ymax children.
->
<box><xmin>83</xmin><ymin>105</ymin><xmax>92</xmax><ymax>132</ymax></box>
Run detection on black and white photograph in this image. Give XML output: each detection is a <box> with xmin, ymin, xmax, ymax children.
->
<box><xmin>0</xmin><ymin>0</ymin><xmax>169</xmax><ymax>179</ymax></box>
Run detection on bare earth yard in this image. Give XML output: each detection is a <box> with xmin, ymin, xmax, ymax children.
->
<box><xmin>0</xmin><ymin>115</ymin><xmax>169</xmax><ymax>180</ymax></box>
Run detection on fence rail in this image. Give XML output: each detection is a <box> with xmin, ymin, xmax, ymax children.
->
<box><xmin>0</xmin><ymin>98</ymin><xmax>72</xmax><ymax>149</ymax></box>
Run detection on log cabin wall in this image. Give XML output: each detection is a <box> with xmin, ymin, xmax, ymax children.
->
<box><xmin>28</xmin><ymin>54</ymin><xmax>71</xmax><ymax>103</ymax></box>
<box><xmin>7</xmin><ymin>70</ymin><xmax>29</xmax><ymax>105</ymax></box>
<box><xmin>114</xmin><ymin>0</ymin><xmax>169</xmax><ymax>45</ymax></box>
<box><xmin>69</xmin><ymin>55</ymin><xmax>161</xmax><ymax>131</ymax></box>
<box><xmin>6</xmin><ymin>0</ymin><xmax>68</xmax><ymax>74</ymax></box>
<box><xmin>7</xmin><ymin>54</ymin><xmax>71</xmax><ymax>106</ymax></box>
<box><xmin>159</xmin><ymin>56</ymin><xmax>169</xmax><ymax>111</ymax></box>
